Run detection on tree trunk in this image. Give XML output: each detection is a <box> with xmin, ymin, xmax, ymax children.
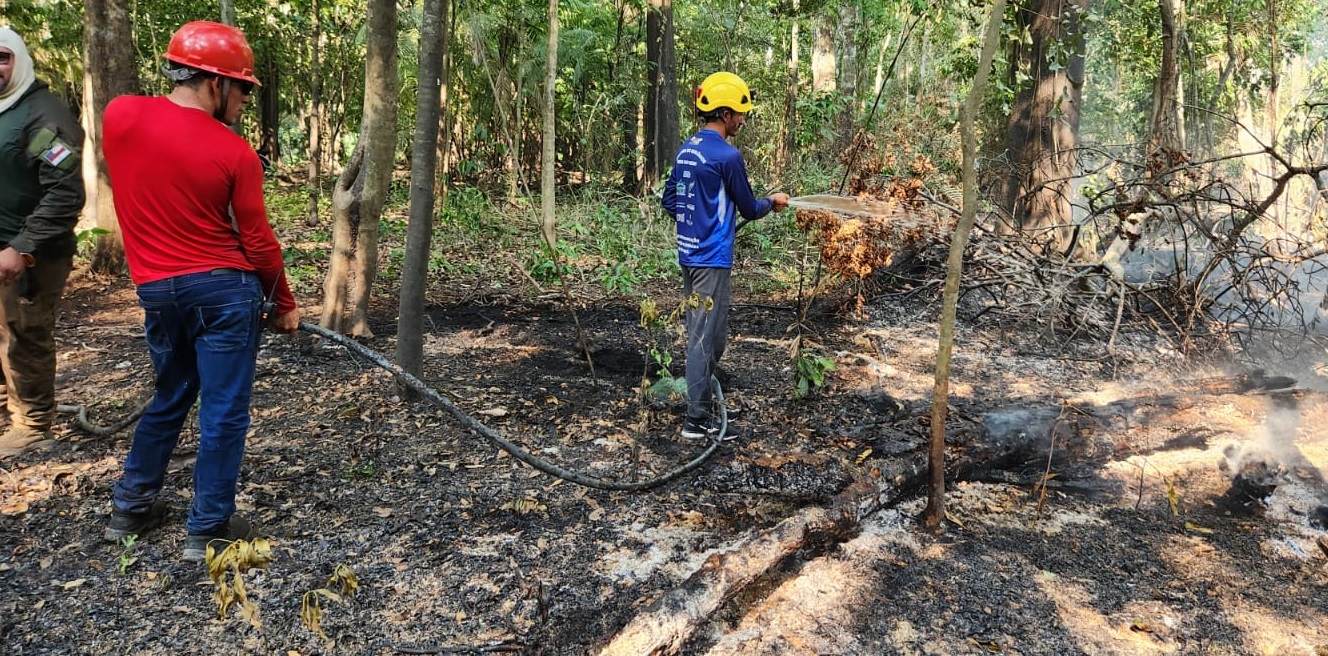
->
<box><xmin>320</xmin><ymin>0</ymin><xmax>398</xmax><ymax>336</ymax></box>
<box><xmin>541</xmin><ymin>0</ymin><xmax>559</xmax><ymax>253</ymax></box>
<box><xmin>396</xmin><ymin>0</ymin><xmax>448</xmax><ymax>385</ymax></box>
<box><xmin>927</xmin><ymin>0</ymin><xmax>1008</xmax><ymax>530</ymax></box>
<box><xmin>835</xmin><ymin>2</ymin><xmax>860</xmax><ymax>153</ymax></box>
<box><xmin>219</xmin><ymin>4</ymin><xmax>242</xmax><ymax>136</ymax></box>
<box><xmin>434</xmin><ymin>0</ymin><xmax>453</xmax><ymax>195</ymax></box>
<box><xmin>259</xmin><ymin>57</ymin><xmax>280</xmax><ymax>162</ymax></box>
<box><xmin>643</xmin><ymin>0</ymin><xmax>678</xmax><ymax>191</ymax></box>
<box><xmin>306</xmin><ymin>0</ymin><xmax>323</xmax><ymax>226</ymax></box>
<box><xmin>83</xmin><ymin>0</ymin><xmax>139</xmax><ymax>275</ymax></box>
<box><xmin>347</xmin><ymin>0</ymin><xmax>400</xmax><ymax>337</ymax></box>
<box><xmin>996</xmin><ymin>0</ymin><xmax>1089</xmax><ymax>256</ymax></box>
<box><xmin>321</xmin><ymin>142</ymin><xmax>363</xmax><ymax>333</ymax></box>
<box><xmin>1147</xmin><ymin>0</ymin><xmax>1186</xmax><ymax>158</ymax></box>
<box><xmin>613</xmin><ymin>2</ymin><xmax>641</xmax><ymax>194</ymax></box>
<box><xmin>811</xmin><ymin>12</ymin><xmax>835</xmax><ymax>93</ymax></box>
<box><xmin>778</xmin><ymin>3</ymin><xmax>799</xmax><ymax>177</ymax></box>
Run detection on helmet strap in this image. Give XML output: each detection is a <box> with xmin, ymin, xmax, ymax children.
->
<box><xmin>214</xmin><ymin>76</ymin><xmax>232</xmax><ymax>123</ymax></box>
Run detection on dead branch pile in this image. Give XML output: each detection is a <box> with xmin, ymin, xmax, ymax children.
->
<box><xmin>794</xmin><ymin>193</ymin><xmax>948</xmax><ymax>281</ymax></box>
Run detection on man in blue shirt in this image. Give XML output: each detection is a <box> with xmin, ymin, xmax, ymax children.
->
<box><xmin>661</xmin><ymin>71</ymin><xmax>789</xmax><ymax>439</ymax></box>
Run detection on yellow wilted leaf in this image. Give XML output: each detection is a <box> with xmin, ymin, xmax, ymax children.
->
<box><xmin>1166</xmin><ymin>479</ymin><xmax>1180</xmax><ymax>517</ymax></box>
<box><xmin>328</xmin><ymin>564</ymin><xmax>359</xmax><ymax>597</ymax></box>
<box><xmin>854</xmin><ymin>448</ymin><xmax>872</xmax><ymax>465</ymax></box>
<box><xmin>301</xmin><ymin>591</ymin><xmax>328</xmax><ymax>644</ymax></box>
<box><xmin>638</xmin><ymin>298</ymin><xmax>659</xmax><ymax>327</ymax></box>
<box><xmin>208</xmin><ymin>538</ymin><xmax>274</xmax><ymax>626</ymax></box>
<box><xmin>1184</xmin><ymin>521</ymin><xmax>1214</xmax><ymax>535</ymax></box>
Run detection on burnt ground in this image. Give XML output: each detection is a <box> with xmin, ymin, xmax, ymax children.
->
<box><xmin>2</xmin><ymin>269</ymin><xmax>1328</xmax><ymax>655</ymax></box>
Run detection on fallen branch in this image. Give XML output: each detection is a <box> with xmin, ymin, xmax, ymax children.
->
<box><xmin>598</xmin><ymin>454</ymin><xmax>926</xmax><ymax>655</ymax></box>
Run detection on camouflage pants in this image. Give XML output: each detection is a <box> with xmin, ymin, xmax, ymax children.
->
<box><xmin>0</xmin><ymin>254</ymin><xmax>72</xmax><ymax>431</ymax></box>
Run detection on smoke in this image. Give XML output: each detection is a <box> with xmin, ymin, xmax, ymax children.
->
<box><xmin>1218</xmin><ymin>395</ymin><xmax>1300</xmax><ymax>503</ymax></box>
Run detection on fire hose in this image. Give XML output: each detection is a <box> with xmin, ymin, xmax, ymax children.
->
<box><xmin>57</xmin><ymin>321</ymin><xmax>728</xmax><ymax>491</ymax></box>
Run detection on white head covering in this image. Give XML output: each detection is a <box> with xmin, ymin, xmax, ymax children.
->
<box><xmin>0</xmin><ymin>27</ymin><xmax>37</xmax><ymax>114</ymax></box>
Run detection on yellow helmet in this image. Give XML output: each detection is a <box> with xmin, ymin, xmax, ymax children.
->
<box><xmin>696</xmin><ymin>72</ymin><xmax>753</xmax><ymax>114</ymax></box>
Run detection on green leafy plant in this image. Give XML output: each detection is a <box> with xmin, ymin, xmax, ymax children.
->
<box><xmin>116</xmin><ymin>535</ymin><xmax>138</xmax><ymax>575</ymax></box>
<box><xmin>74</xmin><ymin>226</ymin><xmax>110</xmax><ymax>260</ymax></box>
<box><xmin>345</xmin><ymin>460</ymin><xmax>377</xmax><ymax>479</ymax></box>
<box><xmin>794</xmin><ymin>348</ymin><xmax>837</xmax><ymax>398</ymax></box>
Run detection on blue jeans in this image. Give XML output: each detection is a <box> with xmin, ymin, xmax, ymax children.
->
<box><xmin>111</xmin><ymin>269</ymin><xmax>263</xmax><ymax>535</ymax></box>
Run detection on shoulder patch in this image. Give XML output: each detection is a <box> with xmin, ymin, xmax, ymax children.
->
<box><xmin>40</xmin><ymin>140</ymin><xmax>75</xmax><ymax>169</ymax></box>
<box><xmin>27</xmin><ymin>128</ymin><xmax>78</xmax><ymax>171</ymax></box>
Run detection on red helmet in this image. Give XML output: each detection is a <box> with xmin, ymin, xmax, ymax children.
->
<box><xmin>164</xmin><ymin>21</ymin><xmax>260</xmax><ymax>85</ymax></box>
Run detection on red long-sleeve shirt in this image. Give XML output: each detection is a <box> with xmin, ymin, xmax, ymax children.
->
<box><xmin>102</xmin><ymin>96</ymin><xmax>296</xmax><ymax>314</ymax></box>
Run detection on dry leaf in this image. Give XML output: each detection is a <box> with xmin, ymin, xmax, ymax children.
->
<box><xmin>854</xmin><ymin>448</ymin><xmax>872</xmax><ymax>465</ymax></box>
<box><xmin>480</xmin><ymin>407</ymin><xmax>509</xmax><ymax>417</ymax></box>
<box><xmin>373</xmin><ymin>507</ymin><xmax>393</xmax><ymax>518</ymax></box>
<box><xmin>60</xmin><ymin>579</ymin><xmax>86</xmax><ymax>589</ymax></box>
<box><xmin>0</xmin><ymin>501</ymin><xmax>29</xmax><ymax>515</ymax></box>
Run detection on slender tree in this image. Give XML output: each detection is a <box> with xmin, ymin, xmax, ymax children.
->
<box><xmin>396</xmin><ymin>0</ymin><xmax>449</xmax><ymax>383</ymax></box>
<box><xmin>306</xmin><ymin>0</ymin><xmax>323</xmax><ymax>226</ymax></box>
<box><xmin>927</xmin><ymin>0</ymin><xmax>1009</xmax><ymax>530</ymax></box>
<box><xmin>541</xmin><ymin>0</ymin><xmax>559</xmax><ymax>254</ymax></box>
<box><xmin>778</xmin><ymin>0</ymin><xmax>800</xmax><ymax>176</ymax></box>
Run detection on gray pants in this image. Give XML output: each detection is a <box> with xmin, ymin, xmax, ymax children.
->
<box><xmin>681</xmin><ymin>266</ymin><xmax>730</xmax><ymax>419</ymax></box>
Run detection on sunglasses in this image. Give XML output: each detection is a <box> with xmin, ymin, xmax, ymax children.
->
<box><xmin>236</xmin><ymin>80</ymin><xmax>255</xmax><ymax>96</ymax></box>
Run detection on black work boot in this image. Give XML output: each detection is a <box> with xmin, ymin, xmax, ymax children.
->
<box><xmin>103</xmin><ymin>499</ymin><xmax>170</xmax><ymax>543</ymax></box>
<box><xmin>183</xmin><ymin>515</ymin><xmax>254</xmax><ymax>563</ymax></box>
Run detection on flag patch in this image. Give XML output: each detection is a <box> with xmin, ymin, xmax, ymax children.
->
<box><xmin>41</xmin><ymin>141</ymin><xmax>72</xmax><ymax>167</ymax></box>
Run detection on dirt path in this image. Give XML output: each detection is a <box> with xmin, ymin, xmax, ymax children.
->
<box><xmin>2</xmin><ymin>272</ymin><xmax>1326</xmax><ymax>655</ymax></box>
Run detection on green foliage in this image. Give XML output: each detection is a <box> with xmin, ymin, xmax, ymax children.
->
<box><xmin>75</xmin><ymin>227</ymin><xmax>110</xmax><ymax>262</ymax></box>
<box><xmin>116</xmin><ymin>535</ymin><xmax>139</xmax><ymax>575</ymax></box>
<box><xmin>345</xmin><ymin>460</ymin><xmax>376</xmax><ymax>479</ymax></box>
<box><xmin>794</xmin><ymin>348</ymin><xmax>836</xmax><ymax>398</ymax></box>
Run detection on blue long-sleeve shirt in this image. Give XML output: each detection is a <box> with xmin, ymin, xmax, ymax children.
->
<box><xmin>661</xmin><ymin>129</ymin><xmax>772</xmax><ymax>268</ymax></box>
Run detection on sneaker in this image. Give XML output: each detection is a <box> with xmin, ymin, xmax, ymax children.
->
<box><xmin>182</xmin><ymin>515</ymin><xmax>254</xmax><ymax>563</ymax></box>
<box><xmin>103</xmin><ymin>499</ymin><xmax>170</xmax><ymax>543</ymax></box>
<box><xmin>0</xmin><ymin>426</ymin><xmax>53</xmax><ymax>458</ymax></box>
<box><xmin>680</xmin><ymin>415</ymin><xmax>718</xmax><ymax>440</ymax></box>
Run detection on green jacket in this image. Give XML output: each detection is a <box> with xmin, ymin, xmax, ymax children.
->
<box><xmin>0</xmin><ymin>79</ymin><xmax>83</xmax><ymax>257</ymax></box>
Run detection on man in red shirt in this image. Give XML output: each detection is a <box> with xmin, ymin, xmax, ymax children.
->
<box><xmin>100</xmin><ymin>21</ymin><xmax>300</xmax><ymax>562</ymax></box>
